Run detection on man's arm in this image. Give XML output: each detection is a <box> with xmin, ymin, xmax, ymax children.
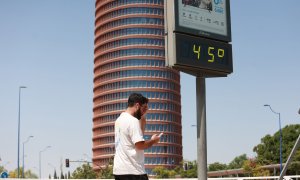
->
<box><xmin>135</xmin><ymin>134</ymin><xmax>160</xmax><ymax>150</ymax></box>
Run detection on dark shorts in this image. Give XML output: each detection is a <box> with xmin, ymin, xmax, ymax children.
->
<box><xmin>114</xmin><ymin>174</ymin><xmax>148</xmax><ymax>180</ymax></box>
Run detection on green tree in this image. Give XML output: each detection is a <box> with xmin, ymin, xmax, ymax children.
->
<box><xmin>287</xmin><ymin>161</ymin><xmax>300</xmax><ymax>175</ymax></box>
<box><xmin>152</xmin><ymin>166</ymin><xmax>179</xmax><ymax>178</ymax></box>
<box><xmin>0</xmin><ymin>166</ymin><xmax>6</xmax><ymax>174</ymax></box>
<box><xmin>9</xmin><ymin>171</ymin><xmax>16</xmax><ymax>178</ymax></box>
<box><xmin>53</xmin><ymin>169</ymin><xmax>57</xmax><ymax>179</ymax></box>
<box><xmin>208</xmin><ymin>162</ymin><xmax>227</xmax><ymax>171</ymax></box>
<box><xmin>253</xmin><ymin>124</ymin><xmax>300</xmax><ymax>174</ymax></box>
<box><xmin>60</xmin><ymin>171</ymin><xmax>64</xmax><ymax>179</ymax></box>
<box><xmin>71</xmin><ymin>163</ymin><xmax>97</xmax><ymax>179</ymax></box>
<box><xmin>24</xmin><ymin>170</ymin><xmax>38</xmax><ymax>178</ymax></box>
<box><xmin>180</xmin><ymin>161</ymin><xmax>197</xmax><ymax>178</ymax></box>
<box><xmin>97</xmin><ymin>159</ymin><xmax>114</xmax><ymax>179</ymax></box>
<box><xmin>228</xmin><ymin>154</ymin><xmax>248</xmax><ymax>169</ymax></box>
<box><xmin>168</xmin><ymin>169</ymin><xmax>177</xmax><ymax>178</ymax></box>
<box><xmin>242</xmin><ymin>158</ymin><xmax>270</xmax><ymax>177</ymax></box>
<box><xmin>152</xmin><ymin>166</ymin><xmax>170</xmax><ymax>178</ymax></box>
<box><xmin>8</xmin><ymin>167</ymin><xmax>22</xmax><ymax>178</ymax></box>
<box><xmin>7</xmin><ymin>168</ymin><xmax>38</xmax><ymax>179</ymax></box>
<box><xmin>174</xmin><ymin>161</ymin><xmax>184</xmax><ymax>175</ymax></box>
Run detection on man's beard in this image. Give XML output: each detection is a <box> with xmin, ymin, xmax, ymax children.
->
<box><xmin>134</xmin><ymin>108</ymin><xmax>142</xmax><ymax>120</ymax></box>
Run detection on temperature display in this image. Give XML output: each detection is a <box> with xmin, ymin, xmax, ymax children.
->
<box><xmin>175</xmin><ymin>33</ymin><xmax>233</xmax><ymax>75</ymax></box>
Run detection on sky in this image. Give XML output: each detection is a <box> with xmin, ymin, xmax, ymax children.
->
<box><xmin>0</xmin><ymin>0</ymin><xmax>300</xmax><ymax>178</ymax></box>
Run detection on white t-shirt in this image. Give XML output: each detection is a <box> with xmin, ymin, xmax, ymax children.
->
<box><xmin>113</xmin><ymin>112</ymin><xmax>146</xmax><ymax>175</ymax></box>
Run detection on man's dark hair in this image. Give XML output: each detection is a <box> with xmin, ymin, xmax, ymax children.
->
<box><xmin>128</xmin><ymin>93</ymin><xmax>149</xmax><ymax>107</ymax></box>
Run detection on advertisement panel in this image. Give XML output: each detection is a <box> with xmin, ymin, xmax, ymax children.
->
<box><xmin>175</xmin><ymin>0</ymin><xmax>231</xmax><ymax>42</ymax></box>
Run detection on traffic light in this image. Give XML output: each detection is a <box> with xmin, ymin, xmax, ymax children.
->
<box><xmin>66</xmin><ymin>159</ymin><xmax>69</xmax><ymax>168</ymax></box>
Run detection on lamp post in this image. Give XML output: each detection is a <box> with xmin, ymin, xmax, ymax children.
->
<box><xmin>22</xmin><ymin>135</ymin><xmax>33</xmax><ymax>178</ymax></box>
<box><xmin>264</xmin><ymin>104</ymin><xmax>282</xmax><ymax>173</ymax></box>
<box><xmin>18</xmin><ymin>86</ymin><xmax>26</xmax><ymax>178</ymax></box>
<box><xmin>39</xmin><ymin>146</ymin><xmax>51</xmax><ymax>178</ymax></box>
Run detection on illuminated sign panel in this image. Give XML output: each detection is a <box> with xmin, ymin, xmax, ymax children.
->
<box><xmin>175</xmin><ymin>0</ymin><xmax>231</xmax><ymax>42</ymax></box>
<box><xmin>175</xmin><ymin>33</ymin><xmax>232</xmax><ymax>75</ymax></box>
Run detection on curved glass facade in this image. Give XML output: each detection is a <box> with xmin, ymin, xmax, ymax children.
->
<box><xmin>93</xmin><ymin>0</ymin><xmax>182</xmax><ymax>175</ymax></box>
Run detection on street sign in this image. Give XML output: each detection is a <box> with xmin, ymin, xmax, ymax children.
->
<box><xmin>1</xmin><ymin>171</ymin><xmax>8</xmax><ymax>178</ymax></box>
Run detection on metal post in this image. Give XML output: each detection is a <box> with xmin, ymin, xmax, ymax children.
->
<box><xmin>264</xmin><ymin>104</ymin><xmax>282</xmax><ymax>173</ymax></box>
<box><xmin>196</xmin><ymin>77</ymin><xmax>207</xmax><ymax>180</ymax></box>
<box><xmin>279</xmin><ymin>113</ymin><xmax>283</xmax><ymax>172</ymax></box>
<box><xmin>279</xmin><ymin>135</ymin><xmax>300</xmax><ymax>180</ymax></box>
<box><xmin>18</xmin><ymin>86</ymin><xmax>26</xmax><ymax>178</ymax></box>
<box><xmin>22</xmin><ymin>142</ymin><xmax>24</xmax><ymax>178</ymax></box>
<box><xmin>39</xmin><ymin>151</ymin><xmax>41</xmax><ymax>178</ymax></box>
<box><xmin>18</xmin><ymin>88</ymin><xmax>21</xmax><ymax>178</ymax></box>
<box><xmin>278</xmin><ymin>108</ymin><xmax>300</xmax><ymax>180</ymax></box>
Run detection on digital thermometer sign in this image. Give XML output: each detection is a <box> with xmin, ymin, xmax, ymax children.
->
<box><xmin>164</xmin><ymin>0</ymin><xmax>233</xmax><ymax>76</ymax></box>
<box><xmin>175</xmin><ymin>33</ymin><xmax>232</xmax><ymax>75</ymax></box>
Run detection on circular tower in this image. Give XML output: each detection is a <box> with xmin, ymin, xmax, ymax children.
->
<box><xmin>93</xmin><ymin>0</ymin><xmax>182</xmax><ymax>175</ymax></box>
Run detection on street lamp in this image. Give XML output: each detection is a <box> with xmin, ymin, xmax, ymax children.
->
<box><xmin>22</xmin><ymin>135</ymin><xmax>33</xmax><ymax>178</ymax></box>
<box><xmin>264</xmin><ymin>104</ymin><xmax>282</xmax><ymax>173</ymax></box>
<box><xmin>39</xmin><ymin>146</ymin><xmax>51</xmax><ymax>178</ymax></box>
<box><xmin>18</xmin><ymin>86</ymin><xmax>26</xmax><ymax>178</ymax></box>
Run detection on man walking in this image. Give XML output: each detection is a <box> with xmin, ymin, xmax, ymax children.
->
<box><xmin>113</xmin><ymin>93</ymin><xmax>162</xmax><ymax>180</ymax></box>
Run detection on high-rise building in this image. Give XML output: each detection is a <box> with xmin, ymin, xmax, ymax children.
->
<box><xmin>93</xmin><ymin>0</ymin><xmax>182</xmax><ymax>175</ymax></box>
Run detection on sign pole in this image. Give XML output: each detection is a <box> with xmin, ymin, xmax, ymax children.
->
<box><xmin>196</xmin><ymin>77</ymin><xmax>207</xmax><ymax>180</ymax></box>
<box><xmin>278</xmin><ymin>134</ymin><xmax>300</xmax><ymax>180</ymax></box>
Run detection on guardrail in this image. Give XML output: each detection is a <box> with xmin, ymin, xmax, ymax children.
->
<box><xmin>209</xmin><ymin>175</ymin><xmax>300</xmax><ymax>180</ymax></box>
<box><xmin>4</xmin><ymin>175</ymin><xmax>300</xmax><ymax>180</ymax></box>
